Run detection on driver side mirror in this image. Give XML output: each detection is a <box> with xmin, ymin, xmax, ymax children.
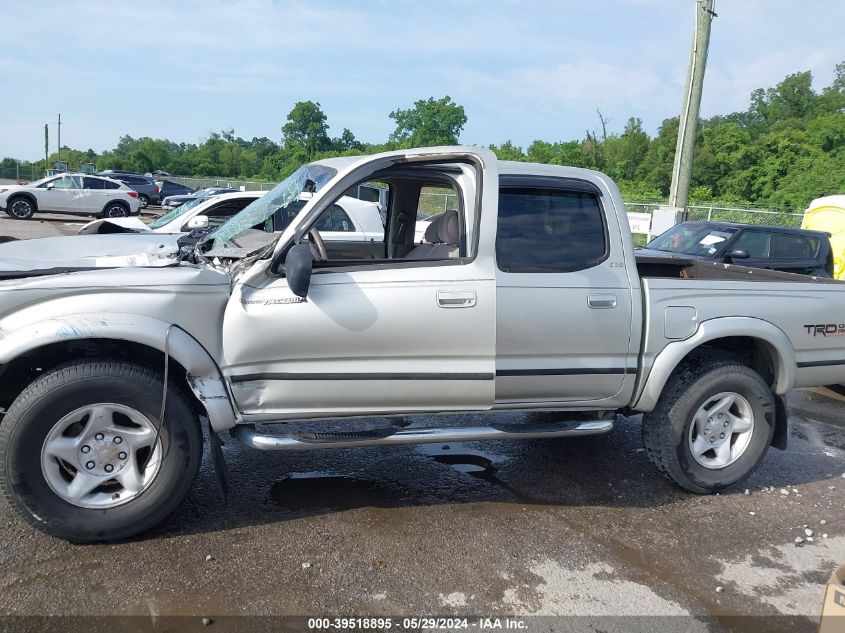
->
<box><xmin>725</xmin><ymin>249</ymin><xmax>750</xmax><ymax>261</ymax></box>
<box><xmin>46</xmin><ymin>182</ymin><xmax>55</xmax><ymax>190</ymax></box>
<box><xmin>284</xmin><ymin>242</ymin><xmax>313</xmax><ymax>298</ymax></box>
<box><xmin>183</xmin><ymin>215</ymin><xmax>209</xmax><ymax>231</ymax></box>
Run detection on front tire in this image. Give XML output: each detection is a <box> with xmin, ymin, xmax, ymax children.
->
<box><xmin>0</xmin><ymin>360</ymin><xmax>203</xmax><ymax>542</ymax></box>
<box><xmin>6</xmin><ymin>196</ymin><xmax>35</xmax><ymax>219</ymax></box>
<box><xmin>642</xmin><ymin>359</ymin><xmax>775</xmax><ymax>494</ymax></box>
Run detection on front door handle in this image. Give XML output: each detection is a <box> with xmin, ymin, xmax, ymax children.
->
<box><xmin>437</xmin><ymin>290</ymin><xmax>477</xmax><ymax>308</ymax></box>
<box><xmin>588</xmin><ymin>293</ymin><xmax>617</xmax><ymax>309</ymax></box>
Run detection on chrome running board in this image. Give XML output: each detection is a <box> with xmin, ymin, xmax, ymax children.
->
<box><xmin>231</xmin><ymin>419</ymin><xmax>614</xmax><ymax>452</ymax></box>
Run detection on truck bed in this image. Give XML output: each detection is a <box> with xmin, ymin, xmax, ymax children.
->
<box><xmin>635</xmin><ymin>253</ymin><xmax>841</xmax><ymax>283</ymax></box>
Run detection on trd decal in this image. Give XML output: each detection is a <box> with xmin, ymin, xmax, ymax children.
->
<box><xmin>804</xmin><ymin>324</ymin><xmax>845</xmax><ymax>337</ymax></box>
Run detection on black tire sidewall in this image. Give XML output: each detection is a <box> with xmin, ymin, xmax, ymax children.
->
<box><xmin>2</xmin><ymin>365</ymin><xmax>201</xmax><ymax>541</ymax></box>
<box><xmin>669</xmin><ymin>367</ymin><xmax>775</xmax><ymax>492</ymax></box>
<box><xmin>104</xmin><ymin>203</ymin><xmax>128</xmax><ymax>218</ymax></box>
<box><xmin>8</xmin><ymin>197</ymin><xmax>34</xmax><ymax>220</ymax></box>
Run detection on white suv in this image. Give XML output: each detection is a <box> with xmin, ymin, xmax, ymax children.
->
<box><xmin>0</xmin><ymin>174</ymin><xmax>142</xmax><ymax>220</ymax></box>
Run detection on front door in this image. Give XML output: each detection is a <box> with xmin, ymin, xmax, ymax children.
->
<box><xmin>38</xmin><ymin>175</ymin><xmax>80</xmax><ymax>213</ymax></box>
<box><xmin>220</xmin><ymin>150</ymin><xmax>499</xmax><ymax>421</ymax></box>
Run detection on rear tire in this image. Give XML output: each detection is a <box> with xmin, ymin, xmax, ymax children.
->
<box><xmin>642</xmin><ymin>359</ymin><xmax>775</xmax><ymax>494</ymax></box>
<box><xmin>6</xmin><ymin>196</ymin><xmax>35</xmax><ymax>219</ymax></box>
<box><xmin>0</xmin><ymin>360</ymin><xmax>203</xmax><ymax>542</ymax></box>
<box><xmin>102</xmin><ymin>202</ymin><xmax>129</xmax><ymax>218</ymax></box>
<box><xmin>138</xmin><ymin>194</ymin><xmax>149</xmax><ymax>208</ymax></box>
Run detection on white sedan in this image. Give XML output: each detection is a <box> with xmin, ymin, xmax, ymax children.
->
<box><xmin>78</xmin><ymin>191</ymin><xmax>385</xmax><ymax>246</ymax></box>
<box><xmin>0</xmin><ymin>174</ymin><xmax>142</xmax><ymax>220</ymax></box>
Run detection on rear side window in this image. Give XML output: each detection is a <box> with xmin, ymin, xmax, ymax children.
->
<box><xmin>102</xmin><ymin>180</ymin><xmax>120</xmax><ymax>190</ymax></box>
<box><xmin>83</xmin><ymin>177</ymin><xmax>105</xmax><ymax>190</ymax></box>
<box><xmin>496</xmin><ymin>188</ymin><xmax>607</xmax><ymax>272</ymax></box>
<box><xmin>771</xmin><ymin>233</ymin><xmax>818</xmax><ymax>258</ymax></box>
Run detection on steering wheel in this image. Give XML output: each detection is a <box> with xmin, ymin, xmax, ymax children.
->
<box><xmin>308</xmin><ymin>226</ymin><xmax>328</xmax><ymax>261</ymax></box>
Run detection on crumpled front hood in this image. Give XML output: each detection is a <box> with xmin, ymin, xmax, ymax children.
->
<box><xmin>0</xmin><ymin>233</ymin><xmax>183</xmax><ymax>276</ymax></box>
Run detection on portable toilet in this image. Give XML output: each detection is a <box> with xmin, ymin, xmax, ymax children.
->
<box><xmin>802</xmin><ymin>195</ymin><xmax>845</xmax><ymax>280</ymax></box>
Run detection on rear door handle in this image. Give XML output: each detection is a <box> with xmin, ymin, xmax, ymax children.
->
<box><xmin>588</xmin><ymin>293</ymin><xmax>617</xmax><ymax>309</ymax></box>
<box><xmin>437</xmin><ymin>290</ymin><xmax>477</xmax><ymax>308</ymax></box>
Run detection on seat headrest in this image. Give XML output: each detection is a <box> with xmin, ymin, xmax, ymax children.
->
<box><xmin>424</xmin><ymin>210</ymin><xmax>460</xmax><ymax>244</ymax></box>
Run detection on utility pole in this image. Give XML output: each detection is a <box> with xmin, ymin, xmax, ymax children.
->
<box><xmin>57</xmin><ymin>113</ymin><xmax>61</xmax><ymax>162</ymax></box>
<box><xmin>668</xmin><ymin>0</ymin><xmax>716</xmax><ymax>210</ymax></box>
<box><xmin>44</xmin><ymin>124</ymin><xmax>49</xmax><ymax>176</ymax></box>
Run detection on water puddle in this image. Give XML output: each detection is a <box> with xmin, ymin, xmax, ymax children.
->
<box><xmin>416</xmin><ymin>443</ymin><xmax>500</xmax><ymax>482</ymax></box>
<box><xmin>269</xmin><ymin>471</ymin><xmax>402</xmax><ymax>510</ymax></box>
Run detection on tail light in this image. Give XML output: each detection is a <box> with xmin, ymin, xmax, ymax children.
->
<box><xmin>154</xmin><ymin>185</ymin><xmax>160</xmax><ymax>193</ymax></box>
<box><xmin>126</xmin><ymin>191</ymin><xmax>138</xmax><ymax>198</ymax></box>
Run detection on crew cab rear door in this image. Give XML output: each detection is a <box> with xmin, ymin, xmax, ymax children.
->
<box><xmin>221</xmin><ymin>148</ymin><xmax>499</xmax><ymax>421</ymax></box>
<box><xmin>494</xmin><ymin>174</ymin><xmax>636</xmax><ymax>406</ymax></box>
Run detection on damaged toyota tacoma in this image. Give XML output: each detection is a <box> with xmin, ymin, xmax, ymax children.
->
<box><xmin>1</xmin><ymin>146</ymin><xmax>844</xmax><ymax>542</ymax></box>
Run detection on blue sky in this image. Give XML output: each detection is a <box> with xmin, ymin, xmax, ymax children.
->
<box><xmin>1</xmin><ymin>0</ymin><xmax>843</xmax><ymax>161</ymax></box>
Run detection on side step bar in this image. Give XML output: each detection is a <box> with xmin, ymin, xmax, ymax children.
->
<box><xmin>231</xmin><ymin>419</ymin><xmax>614</xmax><ymax>452</ymax></box>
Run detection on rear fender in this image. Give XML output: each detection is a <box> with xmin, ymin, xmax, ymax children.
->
<box><xmin>633</xmin><ymin>316</ymin><xmax>797</xmax><ymax>412</ymax></box>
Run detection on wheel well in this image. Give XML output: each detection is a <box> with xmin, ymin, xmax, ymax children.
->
<box><xmin>7</xmin><ymin>192</ymin><xmax>37</xmax><ymax>209</ymax></box>
<box><xmin>0</xmin><ymin>339</ymin><xmax>207</xmax><ymax>422</ymax></box>
<box><xmin>683</xmin><ymin>336</ymin><xmax>777</xmax><ymax>389</ymax></box>
<box><xmin>103</xmin><ymin>199</ymin><xmax>130</xmax><ymax>212</ymax></box>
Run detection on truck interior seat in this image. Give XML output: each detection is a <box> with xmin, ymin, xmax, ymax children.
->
<box><xmin>405</xmin><ymin>210</ymin><xmax>460</xmax><ymax>259</ymax></box>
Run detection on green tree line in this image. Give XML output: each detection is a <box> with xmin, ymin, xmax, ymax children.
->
<box><xmin>3</xmin><ymin>62</ymin><xmax>843</xmax><ymax>210</ymax></box>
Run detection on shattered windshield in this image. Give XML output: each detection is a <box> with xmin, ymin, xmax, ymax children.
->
<box><xmin>149</xmin><ymin>196</ymin><xmax>208</xmax><ymax>229</ymax></box>
<box><xmin>207</xmin><ymin>163</ymin><xmax>337</xmax><ymax>249</ymax></box>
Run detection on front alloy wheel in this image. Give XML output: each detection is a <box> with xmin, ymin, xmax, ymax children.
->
<box><xmin>8</xmin><ymin>198</ymin><xmax>34</xmax><ymax>219</ymax></box>
<box><xmin>40</xmin><ymin>403</ymin><xmax>163</xmax><ymax>509</ymax></box>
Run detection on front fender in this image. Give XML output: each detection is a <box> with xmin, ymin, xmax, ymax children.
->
<box><xmin>0</xmin><ymin>312</ymin><xmax>238</xmax><ymax>431</ymax></box>
<box><xmin>632</xmin><ymin>316</ymin><xmax>797</xmax><ymax>412</ymax></box>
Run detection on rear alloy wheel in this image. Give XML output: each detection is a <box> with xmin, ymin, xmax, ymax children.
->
<box><xmin>642</xmin><ymin>360</ymin><xmax>775</xmax><ymax>493</ymax></box>
<box><xmin>104</xmin><ymin>203</ymin><xmax>129</xmax><ymax>218</ymax></box>
<box><xmin>138</xmin><ymin>194</ymin><xmax>149</xmax><ymax>208</ymax></box>
<box><xmin>7</xmin><ymin>197</ymin><xmax>35</xmax><ymax>219</ymax></box>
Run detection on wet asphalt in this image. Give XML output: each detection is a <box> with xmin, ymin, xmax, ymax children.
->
<box><xmin>0</xmin><ymin>213</ymin><xmax>843</xmax><ymax>632</ymax></box>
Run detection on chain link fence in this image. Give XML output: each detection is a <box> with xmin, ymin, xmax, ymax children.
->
<box><xmin>625</xmin><ymin>201</ymin><xmax>805</xmax><ymax>229</ymax></box>
<box><xmin>165</xmin><ymin>175</ymin><xmax>277</xmax><ymax>192</ymax></box>
<box><xmin>0</xmin><ymin>166</ymin><xmax>44</xmax><ymax>184</ymax></box>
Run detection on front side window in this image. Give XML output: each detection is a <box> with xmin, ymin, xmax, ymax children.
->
<box><xmin>47</xmin><ymin>175</ymin><xmax>78</xmax><ymax>190</ymax></box>
<box><xmin>314</xmin><ymin>205</ymin><xmax>355</xmax><ymax>232</ymax></box>
<box><xmin>730</xmin><ymin>231</ymin><xmax>770</xmax><ymax>257</ymax></box>
<box><xmin>496</xmin><ymin>188</ymin><xmax>606</xmax><ymax>273</ymax></box>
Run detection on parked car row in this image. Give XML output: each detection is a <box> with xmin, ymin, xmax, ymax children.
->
<box><xmin>161</xmin><ymin>186</ymin><xmax>238</xmax><ymax>210</ymax></box>
<box><xmin>0</xmin><ymin>173</ymin><xmax>142</xmax><ymax>219</ymax></box>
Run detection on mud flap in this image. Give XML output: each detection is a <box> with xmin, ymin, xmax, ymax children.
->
<box><xmin>771</xmin><ymin>394</ymin><xmax>788</xmax><ymax>450</ymax></box>
<box><xmin>205</xmin><ymin>418</ymin><xmax>230</xmax><ymax>500</ymax></box>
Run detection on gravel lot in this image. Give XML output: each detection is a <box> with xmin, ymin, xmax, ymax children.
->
<box><xmin>0</xmin><ymin>212</ymin><xmax>843</xmax><ymax>632</ymax></box>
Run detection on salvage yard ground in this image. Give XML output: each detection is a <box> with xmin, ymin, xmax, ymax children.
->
<box><xmin>0</xmin><ymin>212</ymin><xmax>843</xmax><ymax>631</ymax></box>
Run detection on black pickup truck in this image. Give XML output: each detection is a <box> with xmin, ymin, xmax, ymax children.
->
<box><xmin>638</xmin><ymin>221</ymin><xmax>834</xmax><ymax>277</ymax></box>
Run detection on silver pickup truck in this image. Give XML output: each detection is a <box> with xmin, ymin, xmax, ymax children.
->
<box><xmin>1</xmin><ymin>146</ymin><xmax>844</xmax><ymax>542</ymax></box>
